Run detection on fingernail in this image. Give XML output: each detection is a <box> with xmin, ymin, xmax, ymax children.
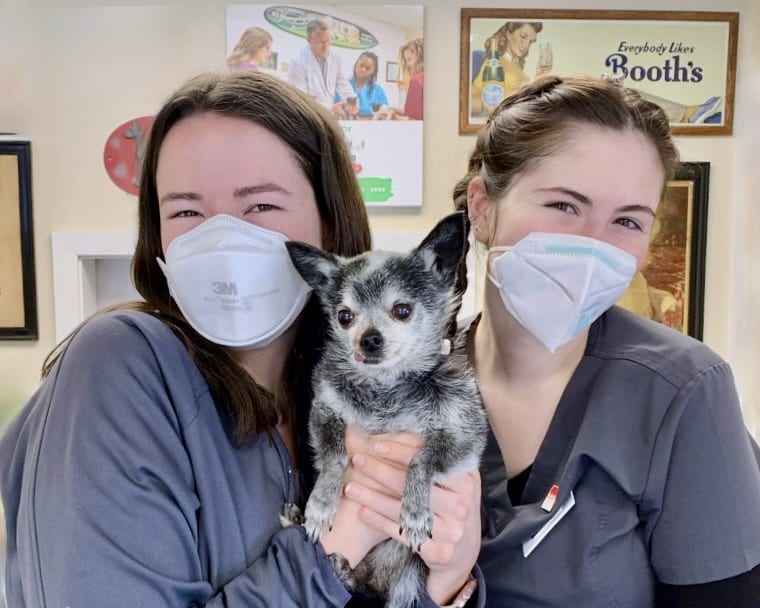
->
<box><xmin>374</xmin><ymin>442</ymin><xmax>390</xmax><ymax>454</ymax></box>
<box><xmin>352</xmin><ymin>454</ymin><xmax>367</xmax><ymax>467</ymax></box>
<box><xmin>462</xmin><ymin>581</ymin><xmax>476</xmax><ymax>600</ymax></box>
<box><xmin>345</xmin><ymin>483</ymin><xmax>360</xmax><ymax>498</ymax></box>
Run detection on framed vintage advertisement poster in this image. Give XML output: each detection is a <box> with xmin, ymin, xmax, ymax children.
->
<box><xmin>617</xmin><ymin>162</ymin><xmax>709</xmax><ymax>340</ymax></box>
<box><xmin>459</xmin><ymin>9</ymin><xmax>738</xmax><ymax>136</ymax></box>
<box><xmin>0</xmin><ymin>140</ymin><xmax>37</xmax><ymax>340</ymax></box>
<box><xmin>227</xmin><ymin>4</ymin><xmax>425</xmax><ymax>207</ymax></box>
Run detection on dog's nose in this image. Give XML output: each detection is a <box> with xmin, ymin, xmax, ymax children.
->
<box><xmin>360</xmin><ymin>330</ymin><xmax>383</xmax><ymax>353</ymax></box>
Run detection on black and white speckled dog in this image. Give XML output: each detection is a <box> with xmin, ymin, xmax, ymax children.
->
<box><xmin>285</xmin><ymin>212</ymin><xmax>487</xmax><ymax>608</ymax></box>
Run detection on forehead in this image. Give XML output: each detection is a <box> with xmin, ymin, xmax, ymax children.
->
<box><xmin>511</xmin><ymin>125</ymin><xmax>664</xmax><ymax>207</ymax></box>
<box><xmin>512</xmin><ymin>24</ymin><xmax>538</xmax><ymax>36</ymax></box>
<box><xmin>156</xmin><ymin>113</ymin><xmax>303</xmax><ymax>188</ymax></box>
<box><xmin>337</xmin><ymin>253</ymin><xmax>439</xmax><ymax>306</ymax></box>
<box><xmin>309</xmin><ymin>29</ymin><xmax>330</xmax><ymax>41</ymax></box>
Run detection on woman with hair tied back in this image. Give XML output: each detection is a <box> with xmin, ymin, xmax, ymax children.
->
<box><xmin>348</xmin><ymin>51</ymin><xmax>389</xmax><ymax>118</ymax></box>
<box><xmin>446</xmin><ymin>73</ymin><xmax>760</xmax><ymax>606</ymax></box>
<box><xmin>0</xmin><ymin>71</ymin><xmax>482</xmax><ymax>607</ymax></box>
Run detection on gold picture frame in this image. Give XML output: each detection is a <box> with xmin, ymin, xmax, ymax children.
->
<box><xmin>459</xmin><ymin>9</ymin><xmax>738</xmax><ymax>136</ymax></box>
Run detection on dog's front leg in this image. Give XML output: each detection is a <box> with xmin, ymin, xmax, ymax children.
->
<box><xmin>304</xmin><ymin>405</ymin><xmax>348</xmax><ymax>543</ymax></box>
<box><xmin>399</xmin><ymin>429</ymin><xmax>459</xmax><ymax>552</ymax></box>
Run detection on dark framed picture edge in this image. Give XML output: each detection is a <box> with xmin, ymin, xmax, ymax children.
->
<box><xmin>677</xmin><ymin>161</ymin><xmax>710</xmax><ymax>341</ymax></box>
<box><xmin>0</xmin><ymin>140</ymin><xmax>38</xmax><ymax>340</ymax></box>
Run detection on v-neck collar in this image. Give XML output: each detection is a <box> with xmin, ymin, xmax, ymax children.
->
<box><xmin>465</xmin><ymin>314</ymin><xmax>601</xmax><ymax>539</ymax></box>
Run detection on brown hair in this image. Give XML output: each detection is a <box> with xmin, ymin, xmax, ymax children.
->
<box><xmin>452</xmin><ymin>73</ymin><xmax>680</xmax><ymax>302</ymax></box>
<box><xmin>45</xmin><ymin>71</ymin><xmax>371</xmax><ymax>444</ymax></box>
<box><xmin>226</xmin><ymin>26</ymin><xmax>273</xmax><ymax>70</ymax></box>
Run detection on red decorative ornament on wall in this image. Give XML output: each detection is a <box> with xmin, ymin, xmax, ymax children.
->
<box><xmin>103</xmin><ymin>115</ymin><xmax>154</xmax><ymax>195</ymax></box>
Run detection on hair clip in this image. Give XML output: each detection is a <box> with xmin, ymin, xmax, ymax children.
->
<box><xmin>600</xmin><ymin>72</ymin><xmax>626</xmax><ymax>86</ymax></box>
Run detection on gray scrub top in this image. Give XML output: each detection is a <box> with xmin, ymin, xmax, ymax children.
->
<box><xmin>0</xmin><ymin>310</ymin><xmax>485</xmax><ymax>608</ymax></box>
<box><xmin>0</xmin><ymin>311</ymin><xmax>352</xmax><ymax>607</ymax></box>
<box><xmin>463</xmin><ymin>306</ymin><xmax>760</xmax><ymax>607</ymax></box>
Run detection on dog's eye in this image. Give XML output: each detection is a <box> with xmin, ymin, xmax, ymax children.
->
<box><xmin>391</xmin><ymin>303</ymin><xmax>412</xmax><ymax>321</ymax></box>
<box><xmin>337</xmin><ymin>309</ymin><xmax>354</xmax><ymax>327</ymax></box>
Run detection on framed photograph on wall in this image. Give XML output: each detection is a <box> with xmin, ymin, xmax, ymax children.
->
<box><xmin>385</xmin><ymin>61</ymin><xmax>399</xmax><ymax>82</ymax></box>
<box><xmin>459</xmin><ymin>9</ymin><xmax>738</xmax><ymax>136</ymax></box>
<box><xmin>0</xmin><ymin>140</ymin><xmax>37</xmax><ymax>340</ymax></box>
<box><xmin>617</xmin><ymin>162</ymin><xmax>709</xmax><ymax>340</ymax></box>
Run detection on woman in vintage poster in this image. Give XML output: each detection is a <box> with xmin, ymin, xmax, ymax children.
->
<box><xmin>470</xmin><ymin>21</ymin><xmax>552</xmax><ymax>117</ymax></box>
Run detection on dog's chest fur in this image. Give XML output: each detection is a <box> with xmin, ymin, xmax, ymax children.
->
<box><xmin>313</xmin><ymin>354</ymin><xmax>479</xmax><ymax>435</ymax></box>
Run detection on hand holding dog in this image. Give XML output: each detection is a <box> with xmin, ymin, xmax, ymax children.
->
<box><xmin>318</xmin><ymin>429</ymin><xmax>417</xmax><ymax>566</ymax></box>
<box><xmin>345</xmin><ymin>428</ymin><xmax>482</xmax><ymax>605</ymax></box>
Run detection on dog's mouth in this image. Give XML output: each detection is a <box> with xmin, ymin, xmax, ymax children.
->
<box><xmin>353</xmin><ymin>351</ymin><xmax>383</xmax><ymax>365</ymax></box>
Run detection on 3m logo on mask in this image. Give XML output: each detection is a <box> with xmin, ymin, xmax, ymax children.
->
<box><xmin>212</xmin><ymin>281</ymin><xmax>238</xmax><ymax>296</ymax></box>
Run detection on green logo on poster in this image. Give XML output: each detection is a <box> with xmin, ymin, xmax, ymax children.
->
<box><xmin>264</xmin><ymin>6</ymin><xmax>379</xmax><ymax>49</ymax></box>
<box><xmin>358</xmin><ymin>177</ymin><xmax>394</xmax><ymax>202</ymax></box>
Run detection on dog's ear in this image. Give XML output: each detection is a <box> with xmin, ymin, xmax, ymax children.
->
<box><xmin>413</xmin><ymin>211</ymin><xmax>467</xmax><ymax>286</ymax></box>
<box><xmin>285</xmin><ymin>241</ymin><xmax>340</xmax><ymax>291</ymax></box>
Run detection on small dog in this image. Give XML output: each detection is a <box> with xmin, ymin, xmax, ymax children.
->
<box><xmin>285</xmin><ymin>212</ymin><xmax>487</xmax><ymax>608</ymax></box>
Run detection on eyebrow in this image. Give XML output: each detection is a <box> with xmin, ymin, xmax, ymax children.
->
<box><xmin>233</xmin><ymin>183</ymin><xmax>292</xmax><ymax>198</ymax></box>
<box><xmin>159</xmin><ymin>191</ymin><xmax>201</xmax><ymax>205</ymax></box>
<box><xmin>537</xmin><ymin>187</ymin><xmax>657</xmax><ymax>217</ymax></box>
<box><xmin>159</xmin><ymin>183</ymin><xmax>291</xmax><ymax>205</ymax></box>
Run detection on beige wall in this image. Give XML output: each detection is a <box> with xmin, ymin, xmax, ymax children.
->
<box><xmin>0</xmin><ymin>0</ymin><xmax>757</xmax><ymax>437</ymax></box>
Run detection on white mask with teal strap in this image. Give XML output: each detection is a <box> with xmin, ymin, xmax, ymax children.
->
<box><xmin>488</xmin><ymin>232</ymin><xmax>637</xmax><ymax>353</ymax></box>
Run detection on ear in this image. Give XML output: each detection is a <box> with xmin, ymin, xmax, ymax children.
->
<box><xmin>467</xmin><ymin>176</ymin><xmax>492</xmax><ymax>245</ymax></box>
<box><xmin>285</xmin><ymin>241</ymin><xmax>340</xmax><ymax>291</ymax></box>
<box><xmin>414</xmin><ymin>212</ymin><xmax>467</xmax><ymax>286</ymax></box>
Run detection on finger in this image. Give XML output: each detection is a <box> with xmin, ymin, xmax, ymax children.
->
<box><xmin>351</xmin><ymin>459</ymin><xmax>481</xmax><ymax>520</ymax></box>
<box><xmin>429</xmin><ymin>484</ymin><xmax>470</xmax><ymax>522</ymax></box>
<box><xmin>346</xmin><ymin>481</ymin><xmax>470</xmax><ymax>547</ymax></box>
<box><xmin>344</xmin><ymin>461</ymin><xmax>400</xmax><ymax>496</ymax></box>
<box><xmin>351</xmin><ymin>453</ymin><xmax>407</xmax><ymax>495</ymax></box>
<box><xmin>346</xmin><ymin>473</ymin><xmax>470</xmax><ymax>536</ymax></box>
<box><xmin>433</xmin><ymin>470</ymin><xmax>481</xmax><ymax>496</ymax></box>
<box><xmin>345</xmin><ymin>481</ymin><xmax>401</xmax><ymax>521</ymax></box>
<box><xmin>370</xmin><ymin>438</ymin><xmax>419</xmax><ymax>467</ymax></box>
<box><xmin>346</xmin><ymin>428</ymin><xmax>422</xmax><ymax>460</ymax></box>
<box><xmin>369</xmin><ymin>431</ymin><xmax>422</xmax><ymax>448</ymax></box>
<box><xmin>356</xmin><ymin>500</ymin><xmax>464</xmax><ymax>551</ymax></box>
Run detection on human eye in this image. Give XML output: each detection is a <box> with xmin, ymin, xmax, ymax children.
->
<box><xmin>245</xmin><ymin>203</ymin><xmax>277</xmax><ymax>213</ymax></box>
<box><xmin>547</xmin><ymin>201</ymin><xmax>578</xmax><ymax>215</ymax></box>
<box><xmin>169</xmin><ymin>209</ymin><xmax>200</xmax><ymax>219</ymax></box>
<box><xmin>616</xmin><ymin>217</ymin><xmax>643</xmax><ymax>231</ymax></box>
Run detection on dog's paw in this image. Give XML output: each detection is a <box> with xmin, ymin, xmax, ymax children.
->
<box><xmin>279</xmin><ymin>502</ymin><xmax>305</xmax><ymax>528</ymax></box>
<box><xmin>304</xmin><ymin>498</ymin><xmax>338</xmax><ymax>543</ymax></box>
<box><xmin>327</xmin><ymin>552</ymin><xmax>357</xmax><ymax>590</ymax></box>
<box><xmin>399</xmin><ymin>501</ymin><xmax>433</xmax><ymax>553</ymax></box>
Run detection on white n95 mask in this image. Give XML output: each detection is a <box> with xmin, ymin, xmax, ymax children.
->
<box><xmin>157</xmin><ymin>214</ymin><xmax>312</xmax><ymax>349</ymax></box>
<box><xmin>488</xmin><ymin>232</ymin><xmax>637</xmax><ymax>353</ymax></box>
